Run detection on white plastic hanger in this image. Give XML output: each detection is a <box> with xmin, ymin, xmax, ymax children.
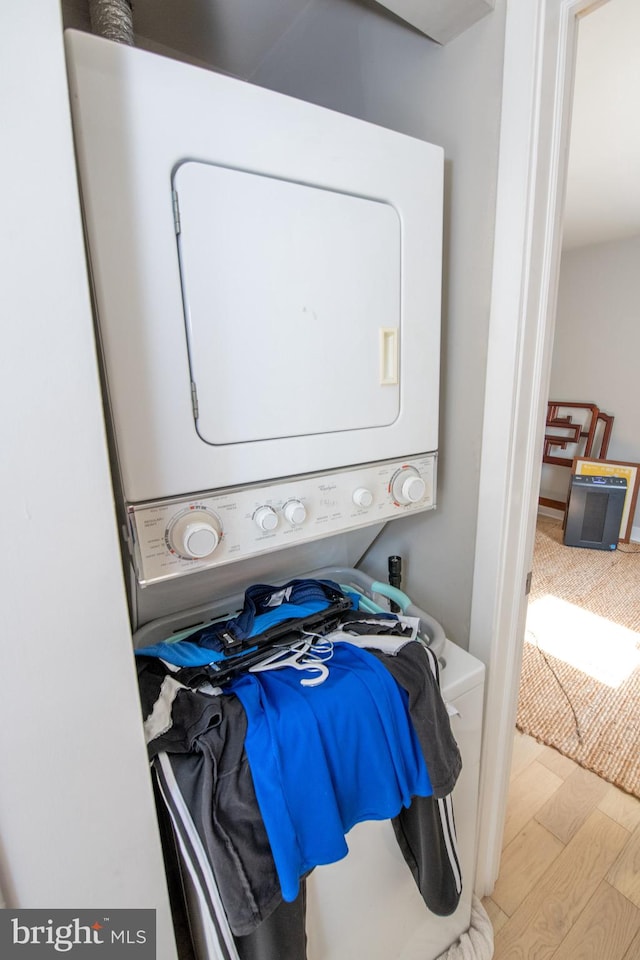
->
<box><xmin>249</xmin><ymin>639</ymin><xmax>330</xmax><ymax>686</ymax></box>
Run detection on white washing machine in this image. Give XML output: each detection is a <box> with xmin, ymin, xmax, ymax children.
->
<box><xmin>133</xmin><ymin>567</ymin><xmax>484</xmax><ymax>960</ymax></box>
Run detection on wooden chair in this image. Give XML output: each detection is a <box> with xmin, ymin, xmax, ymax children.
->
<box><xmin>538</xmin><ymin>401</ymin><xmax>614</xmax><ymax>512</ymax></box>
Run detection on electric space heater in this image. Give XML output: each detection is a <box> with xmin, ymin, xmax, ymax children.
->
<box><xmin>563</xmin><ymin>474</ymin><xmax>627</xmax><ymax>550</ymax></box>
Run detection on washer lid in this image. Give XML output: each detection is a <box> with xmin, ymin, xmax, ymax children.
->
<box><xmin>174</xmin><ymin>161</ymin><xmax>402</xmax><ymax>446</ymax></box>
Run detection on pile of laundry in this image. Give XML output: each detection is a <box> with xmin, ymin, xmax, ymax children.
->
<box><xmin>135</xmin><ymin>578</ymin><xmax>462</xmax><ymax>960</ymax></box>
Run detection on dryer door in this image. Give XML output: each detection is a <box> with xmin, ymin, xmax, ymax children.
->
<box><xmin>174</xmin><ymin>161</ymin><xmax>401</xmax><ymax>446</ymax></box>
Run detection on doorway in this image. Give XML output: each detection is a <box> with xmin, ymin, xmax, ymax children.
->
<box><xmin>539</xmin><ymin>0</ymin><xmax>640</xmax><ymax>521</ymax></box>
<box><xmin>521</xmin><ymin>0</ymin><xmax>640</xmax><ymax>794</ymax></box>
<box><xmin>468</xmin><ymin>0</ymin><xmax>632</xmax><ymax>896</ymax></box>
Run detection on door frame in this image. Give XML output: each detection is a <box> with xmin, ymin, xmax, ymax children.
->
<box><xmin>468</xmin><ymin>0</ymin><xmax>602</xmax><ymax>893</ymax></box>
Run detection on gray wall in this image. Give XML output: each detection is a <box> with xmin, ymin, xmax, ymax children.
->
<box><xmin>540</xmin><ymin>234</ymin><xmax>640</xmax><ymax>536</ymax></box>
<box><xmin>251</xmin><ymin>0</ymin><xmax>507</xmax><ymax>646</ymax></box>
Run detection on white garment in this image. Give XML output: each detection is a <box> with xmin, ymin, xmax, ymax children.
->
<box><xmin>436</xmin><ymin>896</ymin><xmax>494</xmax><ymax>960</ymax></box>
<box><xmin>328</xmin><ymin>615</ymin><xmax>421</xmax><ymax>654</ymax></box>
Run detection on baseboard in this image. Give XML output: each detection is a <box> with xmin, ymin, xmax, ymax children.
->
<box><xmin>537</xmin><ymin>505</ymin><xmax>564</xmax><ymax>521</ymax></box>
<box><xmin>631</xmin><ymin>525</ymin><xmax>640</xmax><ymax>544</ymax></box>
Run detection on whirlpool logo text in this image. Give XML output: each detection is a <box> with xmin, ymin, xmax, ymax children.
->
<box><xmin>0</xmin><ymin>910</ymin><xmax>155</xmax><ymax>958</ymax></box>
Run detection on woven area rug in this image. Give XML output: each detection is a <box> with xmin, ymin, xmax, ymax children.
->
<box><xmin>517</xmin><ymin>516</ymin><xmax>640</xmax><ymax>798</ymax></box>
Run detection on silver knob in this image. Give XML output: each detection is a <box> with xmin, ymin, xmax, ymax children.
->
<box><xmin>182</xmin><ymin>523</ymin><xmax>220</xmax><ymax>558</ymax></box>
<box><xmin>391</xmin><ymin>468</ymin><xmax>426</xmax><ymax>505</ymax></box>
<box><xmin>283</xmin><ymin>499</ymin><xmax>306</xmax><ymax>526</ymax></box>
<box><xmin>168</xmin><ymin>510</ymin><xmax>222</xmax><ymax>559</ymax></box>
<box><xmin>353</xmin><ymin>487</ymin><xmax>374</xmax><ymax>508</ymax></box>
<box><xmin>254</xmin><ymin>505</ymin><xmax>279</xmax><ymax>532</ymax></box>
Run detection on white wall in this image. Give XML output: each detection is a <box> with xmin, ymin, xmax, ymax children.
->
<box><xmin>249</xmin><ymin>0</ymin><xmax>508</xmax><ymax>648</ymax></box>
<box><xmin>0</xmin><ymin>4</ymin><xmax>175</xmax><ymax>953</ymax></box>
<box><xmin>540</xmin><ymin>234</ymin><xmax>640</xmax><ymax>536</ymax></box>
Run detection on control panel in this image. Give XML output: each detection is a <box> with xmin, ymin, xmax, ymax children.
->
<box><xmin>127</xmin><ymin>454</ymin><xmax>436</xmax><ymax>586</ymax></box>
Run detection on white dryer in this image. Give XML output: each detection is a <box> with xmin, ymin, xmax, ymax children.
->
<box><xmin>65</xmin><ymin>30</ymin><xmax>443</xmax><ymax>591</ymax></box>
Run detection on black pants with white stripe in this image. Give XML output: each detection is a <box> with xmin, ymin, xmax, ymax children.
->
<box><xmin>232</xmin><ymin>793</ymin><xmax>461</xmax><ymax>960</ymax></box>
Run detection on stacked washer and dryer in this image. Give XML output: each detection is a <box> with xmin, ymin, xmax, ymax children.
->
<box><xmin>65</xmin><ymin>29</ymin><xmax>485</xmax><ymax>960</ymax></box>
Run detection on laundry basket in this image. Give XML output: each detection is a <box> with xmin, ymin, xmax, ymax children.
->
<box><xmin>133</xmin><ymin>565</ymin><xmax>447</xmax><ymax>663</ymax></box>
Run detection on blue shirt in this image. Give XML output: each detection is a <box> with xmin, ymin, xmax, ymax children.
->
<box><xmin>229</xmin><ymin>643</ymin><xmax>432</xmax><ymax>901</ymax></box>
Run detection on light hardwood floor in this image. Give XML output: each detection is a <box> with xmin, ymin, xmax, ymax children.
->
<box><xmin>482</xmin><ymin>730</ymin><xmax>640</xmax><ymax>960</ymax></box>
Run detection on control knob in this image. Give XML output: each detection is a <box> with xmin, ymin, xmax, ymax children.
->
<box><xmin>254</xmin><ymin>505</ymin><xmax>279</xmax><ymax>532</ymax></box>
<box><xmin>167</xmin><ymin>509</ymin><xmax>222</xmax><ymax>560</ymax></box>
<box><xmin>353</xmin><ymin>487</ymin><xmax>374</xmax><ymax>508</ymax></box>
<box><xmin>283</xmin><ymin>499</ymin><xmax>307</xmax><ymax>526</ymax></box>
<box><xmin>391</xmin><ymin>467</ymin><xmax>426</xmax><ymax>505</ymax></box>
